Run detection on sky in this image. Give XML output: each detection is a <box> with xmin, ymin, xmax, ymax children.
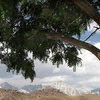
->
<box><xmin>0</xmin><ymin>22</ymin><xmax>100</xmax><ymax>91</ymax></box>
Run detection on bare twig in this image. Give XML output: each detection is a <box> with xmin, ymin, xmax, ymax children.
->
<box><xmin>84</xmin><ymin>27</ymin><xmax>100</xmax><ymax>41</ymax></box>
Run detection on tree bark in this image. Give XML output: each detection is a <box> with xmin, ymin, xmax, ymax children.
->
<box><xmin>73</xmin><ymin>0</ymin><xmax>100</xmax><ymax>26</ymax></box>
<box><xmin>47</xmin><ymin>34</ymin><xmax>100</xmax><ymax>60</ymax></box>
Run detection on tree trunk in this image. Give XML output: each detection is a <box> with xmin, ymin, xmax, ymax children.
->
<box><xmin>73</xmin><ymin>0</ymin><xmax>100</xmax><ymax>26</ymax></box>
<box><xmin>47</xmin><ymin>34</ymin><xmax>100</xmax><ymax>60</ymax></box>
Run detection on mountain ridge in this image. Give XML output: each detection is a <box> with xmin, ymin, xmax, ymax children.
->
<box><xmin>0</xmin><ymin>87</ymin><xmax>100</xmax><ymax>100</ymax></box>
<box><xmin>1</xmin><ymin>81</ymin><xmax>100</xmax><ymax>96</ymax></box>
<box><xmin>0</xmin><ymin>81</ymin><xmax>82</xmax><ymax>96</ymax></box>
<box><xmin>0</xmin><ymin>82</ymin><xmax>17</xmax><ymax>90</ymax></box>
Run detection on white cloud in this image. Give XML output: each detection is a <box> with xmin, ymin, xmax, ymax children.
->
<box><xmin>95</xmin><ymin>42</ymin><xmax>100</xmax><ymax>48</ymax></box>
<box><xmin>87</xmin><ymin>21</ymin><xmax>100</xmax><ymax>34</ymax></box>
<box><xmin>0</xmin><ymin>79</ymin><xmax>4</xmax><ymax>83</ymax></box>
<box><xmin>53</xmin><ymin>68</ymin><xmax>60</xmax><ymax>73</ymax></box>
<box><xmin>41</xmin><ymin>76</ymin><xmax>66</xmax><ymax>83</ymax></box>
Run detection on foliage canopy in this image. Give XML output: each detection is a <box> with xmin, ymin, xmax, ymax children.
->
<box><xmin>0</xmin><ymin>0</ymin><xmax>99</xmax><ymax>81</ymax></box>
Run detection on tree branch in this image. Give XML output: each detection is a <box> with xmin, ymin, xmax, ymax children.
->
<box><xmin>73</xmin><ymin>0</ymin><xmax>100</xmax><ymax>26</ymax></box>
<box><xmin>84</xmin><ymin>27</ymin><xmax>100</xmax><ymax>41</ymax></box>
<box><xmin>46</xmin><ymin>34</ymin><xmax>100</xmax><ymax>60</ymax></box>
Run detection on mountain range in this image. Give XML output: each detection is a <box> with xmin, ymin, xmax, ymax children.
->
<box><xmin>0</xmin><ymin>82</ymin><xmax>17</xmax><ymax>90</ymax></box>
<box><xmin>0</xmin><ymin>81</ymin><xmax>100</xmax><ymax>96</ymax></box>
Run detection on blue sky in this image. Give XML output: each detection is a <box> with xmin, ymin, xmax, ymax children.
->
<box><xmin>0</xmin><ymin>22</ymin><xmax>100</xmax><ymax>91</ymax></box>
<box><xmin>82</xmin><ymin>21</ymin><xmax>100</xmax><ymax>43</ymax></box>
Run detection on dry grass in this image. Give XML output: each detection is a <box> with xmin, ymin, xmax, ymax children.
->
<box><xmin>0</xmin><ymin>88</ymin><xmax>100</xmax><ymax>100</ymax></box>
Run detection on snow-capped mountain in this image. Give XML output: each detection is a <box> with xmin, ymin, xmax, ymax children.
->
<box><xmin>21</xmin><ymin>84</ymin><xmax>42</xmax><ymax>92</ymax></box>
<box><xmin>0</xmin><ymin>82</ymin><xmax>17</xmax><ymax>90</ymax></box>
<box><xmin>19</xmin><ymin>89</ymin><xmax>30</xmax><ymax>93</ymax></box>
<box><xmin>42</xmin><ymin>81</ymin><xmax>82</xmax><ymax>96</ymax></box>
<box><xmin>19</xmin><ymin>81</ymin><xmax>82</xmax><ymax>95</ymax></box>
<box><xmin>91</xmin><ymin>88</ymin><xmax>100</xmax><ymax>95</ymax></box>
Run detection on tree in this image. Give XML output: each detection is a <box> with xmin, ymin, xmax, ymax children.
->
<box><xmin>0</xmin><ymin>0</ymin><xmax>100</xmax><ymax>81</ymax></box>
<box><xmin>74</xmin><ymin>0</ymin><xmax>100</xmax><ymax>26</ymax></box>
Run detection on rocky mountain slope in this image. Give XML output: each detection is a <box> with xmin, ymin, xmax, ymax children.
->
<box><xmin>0</xmin><ymin>81</ymin><xmax>82</xmax><ymax>96</ymax></box>
<box><xmin>0</xmin><ymin>82</ymin><xmax>17</xmax><ymax>90</ymax></box>
<box><xmin>42</xmin><ymin>81</ymin><xmax>82</xmax><ymax>95</ymax></box>
<box><xmin>0</xmin><ymin>88</ymin><xmax>33</xmax><ymax>100</ymax></box>
<box><xmin>0</xmin><ymin>88</ymin><xmax>100</xmax><ymax>100</ymax></box>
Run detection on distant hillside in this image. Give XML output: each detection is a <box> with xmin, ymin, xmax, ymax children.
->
<box><xmin>0</xmin><ymin>88</ymin><xmax>100</xmax><ymax>100</ymax></box>
<box><xmin>42</xmin><ymin>81</ymin><xmax>82</xmax><ymax>95</ymax></box>
<box><xmin>0</xmin><ymin>88</ymin><xmax>67</xmax><ymax>100</ymax></box>
<box><xmin>19</xmin><ymin>81</ymin><xmax>82</xmax><ymax>95</ymax></box>
<box><xmin>0</xmin><ymin>88</ymin><xmax>33</xmax><ymax>100</ymax></box>
<box><xmin>32</xmin><ymin>87</ymin><xmax>66</xmax><ymax>96</ymax></box>
<box><xmin>91</xmin><ymin>88</ymin><xmax>100</xmax><ymax>95</ymax></box>
<box><xmin>0</xmin><ymin>81</ymin><xmax>82</xmax><ymax>96</ymax></box>
<box><xmin>21</xmin><ymin>84</ymin><xmax>42</xmax><ymax>92</ymax></box>
<box><xmin>0</xmin><ymin>82</ymin><xmax>17</xmax><ymax>90</ymax></box>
